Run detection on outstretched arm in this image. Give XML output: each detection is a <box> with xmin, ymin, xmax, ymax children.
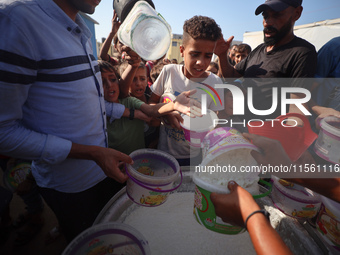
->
<box><xmin>211</xmin><ymin>181</ymin><xmax>293</xmax><ymax>255</ymax></box>
<box><xmin>118</xmin><ymin>46</ymin><xmax>142</xmax><ymax>98</ymax></box>
<box><xmin>139</xmin><ymin>90</ymin><xmax>202</xmax><ymax>117</ymax></box>
<box><xmin>99</xmin><ymin>11</ymin><xmax>120</xmax><ymax>61</ymax></box>
<box><xmin>243</xmin><ymin>133</ymin><xmax>340</xmax><ymax>203</ymax></box>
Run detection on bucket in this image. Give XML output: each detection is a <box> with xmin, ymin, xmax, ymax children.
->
<box><xmin>271</xmin><ymin>176</ymin><xmax>321</xmax><ymax>219</ymax></box>
<box><xmin>193</xmin><ymin>128</ymin><xmax>270</xmax><ymax>234</ymax></box>
<box><xmin>62</xmin><ymin>222</ymin><xmax>150</xmax><ymax>255</ymax></box>
<box><xmin>247</xmin><ymin>113</ymin><xmax>318</xmax><ymax>162</ymax></box>
<box><xmin>316</xmin><ymin>196</ymin><xmax>340</xmax><ymax>254</ymax></box>
<box><xmin>117</xmin><ymin>1</ymin><xmax>172</xmax><ymax>61</ymax></box>
<box><xmin>126</xmin><ymin>149</ymin><xmax>182</xmax><ymax>207</ymax></box>
<box><xmin>181</xmin><ymin>109</ymin><xmax>218</xmax><ymax>148</ymax></box>
<box><xmin>3</xmin><ymin>161</ymin><xmax>31</xmax><ymax>192</ymax></box>
<box><xmin>314</xmin><ymin>116</ymin><xmax>340</xmax><ymax>164</ymax></box>
<box><xmin>193</xmin><ymin>175</ymin><xmax>271</xmax><ymax>235</ymax></box>
<box><xmin>113</xmin><ymin>0</ymin><xmax>155</xmax><ymax>22</ymax></box>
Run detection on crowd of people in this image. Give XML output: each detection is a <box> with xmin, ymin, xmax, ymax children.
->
<box><xmin>0</xmin><ymin>0</ymin><xmax>339</xmax><ymax>253</ymax></box>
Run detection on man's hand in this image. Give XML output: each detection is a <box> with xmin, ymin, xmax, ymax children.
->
<box><xmin>243</xmin><ymin>133</ymin><xmax>292</xmax><ymax>167</ymax></box>
<box><xmin>68</xmin><ymin>143</ymin><xmax>132</xmax><ymax>183</ymax></box>
<box><xmin>214</xmin><ymin>36</ymin><xmax>234</xmax><ymax>57</ymax></box>
<box><xmin>92</xmin><ymin>147</ymin><xmax>132</xmax><ymax>183</ymax></box>
<box><xmin>315</xmin><ymin>108</ymin><xmax>340</xmax><ymax>129</ymax></box>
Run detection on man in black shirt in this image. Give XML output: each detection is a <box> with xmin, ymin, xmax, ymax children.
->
<box><xmin>216</xmin><ymin>0</ymin><xmax>317</xmax><ymax>121</ymax></box>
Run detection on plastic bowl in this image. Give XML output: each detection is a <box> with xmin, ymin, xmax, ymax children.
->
<box><xmin>126</xmin><ymin>149</ymin><xmax>181</xmax><ymax>207</ymax></box>
<box><xmin>62</xmin><ymin>222</ymin><xmax>150</xmax><ymax>255</ymax></box>
<box><xmin>271</xmin><ymin>176</ymin><xmax>321</xmax><ymax>219</ymax></box>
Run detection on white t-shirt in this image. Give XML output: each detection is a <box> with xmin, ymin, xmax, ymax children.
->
<box><xmin>151</xmin><ymin>64</ymin><xmax>224</xmax><ymax>159</ymax></box>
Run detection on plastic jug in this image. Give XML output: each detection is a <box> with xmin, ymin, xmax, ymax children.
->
<box><xmin>116</xmin><ymin>0</ymin><xmax>172</xmax><ymax>61</ymax></box>
<box><xmin>247</xmin><ymin>113</ymin><xmax>318</xmax><ymax>162</ymax></box>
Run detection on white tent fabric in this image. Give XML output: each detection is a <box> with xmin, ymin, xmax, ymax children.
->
<box><xmin>243</xmin><ymin>18</ymin><xmax>340</xmax><ymax>52</ymax></box>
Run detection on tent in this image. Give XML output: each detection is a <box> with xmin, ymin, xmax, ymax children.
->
<box><xmin>243</xmin><ymin>17</ymin><xmax>340</xmax><ymax>52</ymax></box>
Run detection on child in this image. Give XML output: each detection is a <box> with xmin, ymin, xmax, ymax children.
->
<box><xmin>206</xmin><ymin>62</ymin><xmax>219</xmax><ymax>75</ymax></box>
<box><xmin>149</xmin><ymin>15</ymin><xmax>224</xmax><ymax>166</ymax></box>
<box><xmin>99</xmin><ymin>61</ymin><xmax>200</xmax><ymax>155</ymax></box>
<box><xmin>234</xmin><ymin>43</ymin><xmax>251</xmax><ymax>65</ymax></box>
<box><xmin>120</xmin><ymin>60</ymin><xmax>161</xmax><ymax>148</ymax></box>
<box><xmin>120</xmin><ymin>61</ymin><xmax>150</xmax><ymax>102</ymax></box>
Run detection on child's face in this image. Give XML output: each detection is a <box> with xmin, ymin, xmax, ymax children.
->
<box><xmin>102</xmin><ymin>70</ymin><xmax>119</xmax><ymax>103</ymax></box>
<box><xmin>224</xmin><ymin>90</ymin><xmax>233</xmax><ymax>117</ymax></box>
<box><xmin>180</xmin><ymin>37</ymin><xmax>215</xmax><ymax>79</ymax></box>
<box><xmin>206</xmin><ymin>65</ymin><xmax>218</xmax><ymax>75</ymax></box>
<box><xmin>130</xmin><ymin>67</ymin><xmax>147</xmax><ymax>98</ymax></box>
<box><xmin>234</xmin><ymin>52</ymin><xmax>248</xmax><ymax>65</ymax></box>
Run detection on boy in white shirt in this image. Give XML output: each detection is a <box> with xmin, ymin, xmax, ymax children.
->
<box><xmin>149</xmin><ymin>16</ymin><xmax>224</xmax><ymax>166</ymax></box>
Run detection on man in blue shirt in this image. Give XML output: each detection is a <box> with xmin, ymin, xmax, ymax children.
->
<box><xmin>0</xmin><ymin>0</ymin><xmax>132</xmax><ymax>242</ymax></box>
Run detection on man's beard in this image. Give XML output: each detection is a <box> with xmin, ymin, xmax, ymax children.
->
<box><xmin>263</xmin><ymin>19</ymin><xmax>293</xmax><ymax>46</ymax></box>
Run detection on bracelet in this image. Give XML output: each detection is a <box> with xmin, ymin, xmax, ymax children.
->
<box><xmin>244</xmin><ymin>209</ymin><xmax>270</xmax><ymax>230</ymax></box>
<box><xmin>129</xmin><ymin>108</ymin><xmax>135</xmax><ymax>120</ymax></box>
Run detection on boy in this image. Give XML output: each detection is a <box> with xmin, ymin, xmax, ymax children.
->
<box><xmin>149</xmin><ymin>16</ymin><xmax>224</xmax><ymax>166</ymax></box>
<box><xmin>99</xmin><ymin>61</ymin><xmax>200</xmax><ymax>155</ymax></box>
<box><xmin>234</xmin><ymin>44</ymin><xmax>252</xmax><ymax>65</ymax></box>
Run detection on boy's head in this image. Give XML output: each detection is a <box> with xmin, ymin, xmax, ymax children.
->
<box><xmin>234</xmin><ymin>44</ymin><xmax>252</xmax><ymax>65</ymax></box>
<box><xmin>131</xmin><ymin>62</ymin><xmax>147</xmax><ymax>99</ymax></box>
<box><xmin>180</xmin><ymin>16</ymin><xmax>222</xmax><ymax>79</ymax></box>
<box><xmin>228</xmin><ymin>44</ymin><xmax>237</xmax><ymax>66</ymax></box>
<box><xmin>98</xmin><ymin>60</ymin><xmax>120</xmax><ymax>103</ymax></box>
<box><xmin>206</xmin><ymin>62</ymin><xmax>219</xmax><ymax>75</ymax></box>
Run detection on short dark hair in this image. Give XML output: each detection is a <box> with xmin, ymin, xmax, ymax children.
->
<box><xmin>182</xmin><ymin>16</ymin><xmax>222</xmax><ymax>45</ymax></box>
<box><xmin>209</xmin><ymin>62</ymin><xmax>219</xmax><ymax>71</ymax></box>
<box><xmin>98</xmin><ymin>60</ymin><xmax>120</xmax><ymax>78</ymax></box>
<box><xmin>235</xmin><ymin>44</ymin><xmax>252</xmax><ymax>54</ymax></box>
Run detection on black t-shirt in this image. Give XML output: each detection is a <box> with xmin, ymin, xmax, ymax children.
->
<box><xmin>235</xmin><ymin>36</ymin><xmax>317</xmax><ymax>119</ymax></box>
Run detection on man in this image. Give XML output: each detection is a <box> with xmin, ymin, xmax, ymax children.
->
<box><xmin>216</xmin><ymin>0</ymin><xmax>317</xmax><ymax>120</ymax></box>
<box><xmin>310</xmin><ymin>36</ymin><xmax>340</xmax><ymax>118</ymax></box>
<box><xmin>0</xmin><ymin>0</ymin><xmax>132</xmax><ymax>242</ymax></box>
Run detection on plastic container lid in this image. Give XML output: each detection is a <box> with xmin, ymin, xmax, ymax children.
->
<box><xmin>62</xmin><ymin>222</ymin><xmax>150</xmax><ymax>255</ymax></box>
<box><xmin>126</xmin><ymin>149</ymin><xmax>180</xmax><ymax>185</ymax></box>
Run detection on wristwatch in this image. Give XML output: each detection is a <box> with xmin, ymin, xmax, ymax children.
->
<box><xmin>129</xmin><ymin>108</ymin><xmax>135</xmax><ymax>120</ymax></box>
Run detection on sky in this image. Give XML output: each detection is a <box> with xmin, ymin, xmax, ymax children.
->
<box><xmin>90</xmin><ymin>0</ymin><xmax>340</xmax><ymax>43</ymax></box>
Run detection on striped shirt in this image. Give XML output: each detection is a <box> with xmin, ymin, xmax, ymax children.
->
<box><xmin>0</xmin><ymin>0</ymin><xmax>107</xmax><ymax>192</ymax></box>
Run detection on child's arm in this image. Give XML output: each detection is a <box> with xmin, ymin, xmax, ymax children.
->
<box><xmin>119</xmin><ymin>46</ymin><xmax>141</xmax><ymax>98</ymax></box>
<box><xmin>121</xmin><ymin>108</ymin><xmax>152</xmax><ymax>122</ymax></box>
<box><xmin>99</xmin><ymin>11</ymin><xmax>120</xmax><ymax>62</ymax></box>
<box><xmin>105</xmin><ymin>101</ymin><xmax>125</xmax><ymax>123</ymax></box>
<box><xmin>139</xmin><ymin>90</ymin><xmax>201</xmax><ymax>118</ymax></box>
<box><xmin>211</xmin><ymin>181</ymin><xmax>293</xmax><ymax>255</ymax></box>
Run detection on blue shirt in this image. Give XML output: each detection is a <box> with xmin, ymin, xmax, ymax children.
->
<box><xmin>0</xmin><ymin>0</ymin><xmax>107</xmax><ymax>192</ymax></box>
<box><xmin>314</xmin><ymin>36</ymin><xmax>340</xmax><ymax>109</ymax></box>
